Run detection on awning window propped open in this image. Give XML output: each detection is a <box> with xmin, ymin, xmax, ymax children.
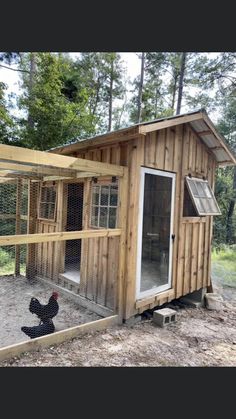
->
<box><xmin>185</xmin><ymin>176</ymin><xmax>221</xmax><ymax>216</ymax></box>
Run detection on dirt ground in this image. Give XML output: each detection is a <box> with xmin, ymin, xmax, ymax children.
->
<box><xmin>0</xmin><ymin>275</ymin><xmax>236</xmax><ymax>367</ymax></box>
<box><xmin>0</xmin><ymin>275</ymin><xmax>101</xmax><ymax>348</ymax></box>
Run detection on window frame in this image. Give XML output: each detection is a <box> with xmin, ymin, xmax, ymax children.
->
<box><xmin>90</xmin><ymin>182</ymin><xmax>119</xmax><ymax>229</ymax></box>
<box><xmin>38</xmin><ymin>183</ymin><xmax>57</xmax><ymax>222</ymax></box>
<box><xmin>185</xmin><ymin>176</ymin><xmax>221</xmax><ymax>217</ymax></box>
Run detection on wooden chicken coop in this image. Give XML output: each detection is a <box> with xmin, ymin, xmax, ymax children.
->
<box><xmin>0</xmin><ymin>109</ymin><xmax>235</xmax><ymax>321</ymax></box>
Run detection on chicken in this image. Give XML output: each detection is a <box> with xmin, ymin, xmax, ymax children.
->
<box><xmin>21</xmin><ymin>319</ymin><xmax>55</xmax><ymax>339</ymax></box>
<box><xmin>29</xmin><ymin>291</ymin><xmax>59</xmax><ymax>323</ymax></box>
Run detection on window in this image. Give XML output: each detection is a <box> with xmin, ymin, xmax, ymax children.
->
<box><xmin>38</xmin><ymin>184</ymin><xmax>57</xmax><ymax>221</ymax></box>
<box><xmin>185</xmin><ymin>176</ymin><xmax>221</xmax><ymax>216</ymax></box>
<box><xmin>91</xmin><ymin>184</ymin><xmax>118</xmax><ymax>228</ymax></box>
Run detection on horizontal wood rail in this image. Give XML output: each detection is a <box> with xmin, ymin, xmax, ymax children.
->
<box><xmin>0</xmin><ymin>228</ymin><xmax>121</xmax><ymax>246</ymax></box>
<box><xmin>0</xmin><ymin>315</ymin><xmax>119</xmax><ymax>362</ymax></box>
<box><xmin>0</xmin><ymin>144</ymin><xmax>125</xmax><ymax>177</ymax></box>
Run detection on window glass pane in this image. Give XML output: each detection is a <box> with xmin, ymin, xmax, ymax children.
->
<box><xmin>91</xmin><ymin>206</ymin><xmax>99</xmax><ymax>226</ymax></box>
<box><xmin>99</xmin><ymin>207</ymin><xmax>108</xmax><ymax>227</ymax></box>
<box><xmin>101</xmin><ymin>186</ymin><xmax>109</xmax><ymax>206</ymax></box>
<box><xmin>92</xmin><ymin>186</ymin><xmax>100</xmax><ymax>205</ymax></box>
<box><xmin>202</xmin><ymin>182</ymin><xmax>212</xmax><ymax>198</ymax></box>
<box><xmin>196</xmin><ymin>182</ymin><xmax>205</xmax><ymax>197</ymax></box>
<box><xmin>48</xmin><ymin>204</ymin><xmax>55</xmax><ymax>219</ymax></box>
<box><xmin>41</xmin><ymin>187</ymin><xmax>47</xmax><ymax>202</ymax></box>
<box><xmin>40</xmin><ymin>203</ymin><xmax>48</xmax><ymax>219</ymax></box>
<box><xmin>110</xmin><ymin>185</ymin><xmax>118</xmax><ymax>206</ymax></box>
<box><xmin>109</xmin><ymin>208</ymin><xmax>117</xmax><ymax>228</ymax></box>
<box><xmin>190</xmin><ymin>181</ymin><xmax>198</xmax><ymax>196</ymax></box>
<box><xmin>194</xmin><ymin>198</ymin><xmax>205</xmax><ymax>214</ymax></box>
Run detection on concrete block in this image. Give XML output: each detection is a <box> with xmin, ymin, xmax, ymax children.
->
<box><xmin>205</xmin><ymin>293</ymin><xmax>223</xmax><ymax>311</ymax></box>
<box><xmin>180</xmin><ymin>287</ymin><xmax>207</xmax><ymax>308</ymax></box>
<box><xmin>179</xmin><ymin>297</ymin><xmax>203</xmax><ymax>308</ymax></box>
<box><xmin>153</xmin><ymin>308</ymin><xmax>177</xmax><ymax>327</ymax></box>
<box><xmin>124</xmin><ymin>315</ymin><xmax>142</xmax><ymax>327</ymax></box>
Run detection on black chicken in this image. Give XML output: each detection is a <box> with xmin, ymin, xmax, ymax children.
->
<box><xmin>29</xmin><ymin>291</ymin><xmax>59</xmax><ymax>323</ymax></box>
<box><xmin>21</xmin><ymin>291</ymin><xmax>59</xmax><ymax>339</ymax></box>
<box><xmin>21</xmin><ymin>319</ymin><xmax>55</xmax><ymax>339</ymax></box>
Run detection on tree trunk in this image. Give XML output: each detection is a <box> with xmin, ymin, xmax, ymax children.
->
<box><xmin>108</xmin><ymin>60</ymin><xmax>114</xmax><ymax>131</ymax></box>
<box><xmin>176</xmin><ymin>52</ymin><xmax>187</xmax><ymax>115</ymax></box>
<box><xmin>28</xmin><ymin>52</ymin><xmax>36</xmax><ymax>129</ymax></box>
<box><xmin>171</xmin><ymin>74</ymin><xmax>178</xmax><ymax>112</ymax></box>
<box><xmin>137</xmin><ymin>53</ymin><xmax>145</xmax><ymax>123</ymax></box>
<box><xmin>226</xmin><ymin>166</ymin><xmax>236</xmax><ymax>244</ymax></box>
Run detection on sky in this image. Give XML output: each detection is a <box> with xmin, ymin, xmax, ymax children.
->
<box><xmin>0</xmin><ymin>52</ymin><xmax>220</xmax><ymax>122</ymax></box>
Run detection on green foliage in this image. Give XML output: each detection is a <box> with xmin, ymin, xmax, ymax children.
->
<box><xmin>18</xmin><ymin>53</ymin><xmax>92</xmax><ymax>150</ymax></box>
<box><xmin>212</xmin><ymin>245</ymin><xmax>236</xmax><ymax>287</ymax></box>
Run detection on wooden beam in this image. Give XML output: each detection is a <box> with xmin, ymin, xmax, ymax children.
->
<box><xmin>0</xmin><ymin>161</ymin><xmax>79</xmax><ymax>177</ymax></box>
<box><xmin>42</xmin><ymin>172</ymin><xmax>103</xmax><ymax>181</ymax></box>
<box><xmin>0</xmin><ymin>228</ymin><xmax>122</xmax><ymax>246</ymax></box>
<box><xmin>51</xmin><ymin>127</ymin><xmax>139</xmax><ymax>155</ymax></box>
<box><xmin>15</xmin><ymin>179</ymin><xmax>22</xmax><ymax>276</ymax></box>
<box><xmin>0</xmin><ymin>315</ymin><xmax>119</xmax><ymax>362</ymax></box>
<box><xmin>26</xmin><ymin>180</ymin><xmax>38</xmax><ymax>280</ymax></box>
<box><xmin>197</xmin><ymin>130</ymin><xmax>212</xmax><ymax>135</ymax></box>
<box><xmin>117</xmin><ymin>167</ymin><xmax>128</xmax><ymax>321</ymax></box>
<box><xmin>139</xmin><ymin>112</ymin><xmax>204</xmax><ymax>134</ymax></box>
<box><xmin>0</xmin><ymin>144</ymin><xmax>125</xmax><ymax>177</ymax></box>
<box><xmin>0</xmin><ymin>214</ymin><xmax>16</xmax><ymax>220</ymax></box>
<box><xmin>0</xmin><ymin>170</ymin><xmax>42</xmax><ymax>180</ymax></box>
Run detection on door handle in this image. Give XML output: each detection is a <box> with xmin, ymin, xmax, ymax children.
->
<box><xmin>171</xmin><ymin>234</ymin><xmax>175</xmax><ymax>241</ymax></box>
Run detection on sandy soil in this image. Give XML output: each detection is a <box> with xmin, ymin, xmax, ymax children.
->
<box><xmin>0</xmin><ymin>275</ymin><xmax>101</xmax><ymax>348</ymax></box>
<box><xmin>0</xmin><ymin>276</ymin><xmax>236</xmax><ymax>367</ymax></box>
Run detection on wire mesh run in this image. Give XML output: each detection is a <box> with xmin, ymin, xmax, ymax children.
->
<box><xmin>0</xmin><ymin>177</ymin><xmax>120</xmax><ymax>312</ymax></box>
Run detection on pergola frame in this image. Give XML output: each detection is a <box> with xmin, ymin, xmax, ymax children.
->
<box><xmin>0</xmin><ymin>143</ymin><xmax>128</xmax><ymax>322</ymax></box>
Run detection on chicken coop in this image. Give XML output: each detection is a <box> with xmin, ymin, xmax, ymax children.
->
<box><xmin>0</xmin><ymin>109</ymin><xmax>235</xmax><ymax>322</ymax></box>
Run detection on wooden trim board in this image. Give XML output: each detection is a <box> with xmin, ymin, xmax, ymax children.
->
<box><xmin>0</xmin><ymin>315</ymin><xmax>119</xmax><ymax>362</ymax></box>
<box><xmin>0</xmin><ymin>144</ymin><xmax>125</xmax><ymax>177</ymax></box>
<box><xmin>0</xmin><ymin>228</ymin><xmax>122</xmax><ymax>246</ymax></box>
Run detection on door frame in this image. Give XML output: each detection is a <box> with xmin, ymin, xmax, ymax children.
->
<box><xmin>136</xmin><ymin>167</ymin><xmax>176</xmax><ymax>300</ymax></box>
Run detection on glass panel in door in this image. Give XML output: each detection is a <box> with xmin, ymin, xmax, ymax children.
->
<box><xmin>139</xmin><ymin>171</ymin><xmax>173</xmax><ymax>294</ymax></box>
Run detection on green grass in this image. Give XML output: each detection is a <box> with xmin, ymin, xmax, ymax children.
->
<box><xmin>212</xmin><ymin>245</ymin><xmax>236</xmax><ymax>288</ymax></box>
<box><xmin>0</xmin><ymin>248</ymin><xmax>26</xmax><ymax>276</ymax></box>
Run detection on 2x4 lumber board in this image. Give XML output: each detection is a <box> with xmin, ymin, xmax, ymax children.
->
<box><xmin>135</xmin><ymin>289</ymin><xmax>175</xmax><ymax>309</ymax></box>
<box><xmin>0</xmin><ymin>160</ymin><xmax>79</xmax><ymax>177</ymax></box>
<box><xmin>0</xmin><ymin>144</ymin><xmax>125</xmax><ymax>177</ymax></box>
<box><xmin>15</xmin><ymin>179</ymin><xmax>22</xmax><ymax>276</ymax></box>
<box><xmin>0</xmin><ymin>214</ymin><xmax>16</xmax><ymax>220</ymax></box>
<box><xmin>139</xmin><ymin>112</ymin><xmax>204</xmax><ymax>134</ymax></box>
<box><xmin>43</xmin><ymin>172</ymin><xmax>103</xmax><ymax>181</ymax></box>
<box><xmin>0</xmin><ymin>229</ymin><xmax>122</xmax><ymax>246</ymax></box>
<box><xmin>0</xmin><ymin>315</ymin><xmax>119</xmax><ymax>362</ymax></box>
<box><xmin>0</xmin><ymin>171</ymin><xmax>41</xmax><ymax>180</ymax></box>
<box><xmin>26</xmin><ymin>180</ymin><xmax>38</xmax><ymax>279</ymax></box>
<box><xmin>117</xmin><ymin>168</ymin><xmax>128</xmax><ymax>320</ymax></box>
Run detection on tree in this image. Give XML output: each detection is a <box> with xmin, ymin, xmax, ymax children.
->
<box><xmin>176</xmin><ymin>52</ymin><xmax>187</xmax><ymax>114</ymax></box>
<box><xmin>18</xmin><ymin>53</ymin><xmax>91</xmax><ymax>150</ymax></box>
<box><xmin>0</xmin><ymin>82</ymin><xmax>13</xmax><ymax>144</ymax></box>
<box><xmin>216</xmin><ymin>92</ymin><xmax>236</xmax><ymax>245</ymax></box>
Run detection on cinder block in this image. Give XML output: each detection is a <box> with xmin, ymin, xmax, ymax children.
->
<box><xmin>153</xmin><ymin>308</ymin><xmax>177</xmax><ymax>327</ymax></box>
<box><xmin>205</xmin><ymin>293</ymin><xmax>223</xmax><ymax>311</ymax></box>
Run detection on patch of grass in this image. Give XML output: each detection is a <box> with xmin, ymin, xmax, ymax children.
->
<box><xmin>212</xmin><ymin>245</ymin><xmax>236</xmax><ymax>288</ymax></box>
<box><xmin>0</xmin><ymin>248</ymin><xmax>25</xmax><ymax>276</ymax></box>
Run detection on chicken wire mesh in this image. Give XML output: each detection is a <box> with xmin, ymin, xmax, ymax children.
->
<box><xmin>0</xmin><ymin>178</ymin><xmax>120</xmax><ymax>312</ymax></box>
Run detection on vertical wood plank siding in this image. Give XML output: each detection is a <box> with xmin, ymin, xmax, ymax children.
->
<box><xmin>34</xmin><ymin>123</ymin><xmax>216</xmax><ymax>317</ymax></box>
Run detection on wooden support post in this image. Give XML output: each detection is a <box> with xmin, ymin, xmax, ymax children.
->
<box><xmin>117</xmin><ymin>168</ymin><xmax>128</xmax><ymax>323</ymax></box>
<box><xmin>15</xmin><ymin>179</ymin><xmax>22</xmax><ymax>276</ymax></box>
<box><xmin>26</xmin><ymin>180</ymin><xmax>38</xmax><ymax>280</ymax></box>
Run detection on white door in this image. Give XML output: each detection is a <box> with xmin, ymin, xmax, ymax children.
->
<box><xmin>136</xmin><ymin>167</ymin><xmax>175</xmax><ymax>299</ymax></box>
